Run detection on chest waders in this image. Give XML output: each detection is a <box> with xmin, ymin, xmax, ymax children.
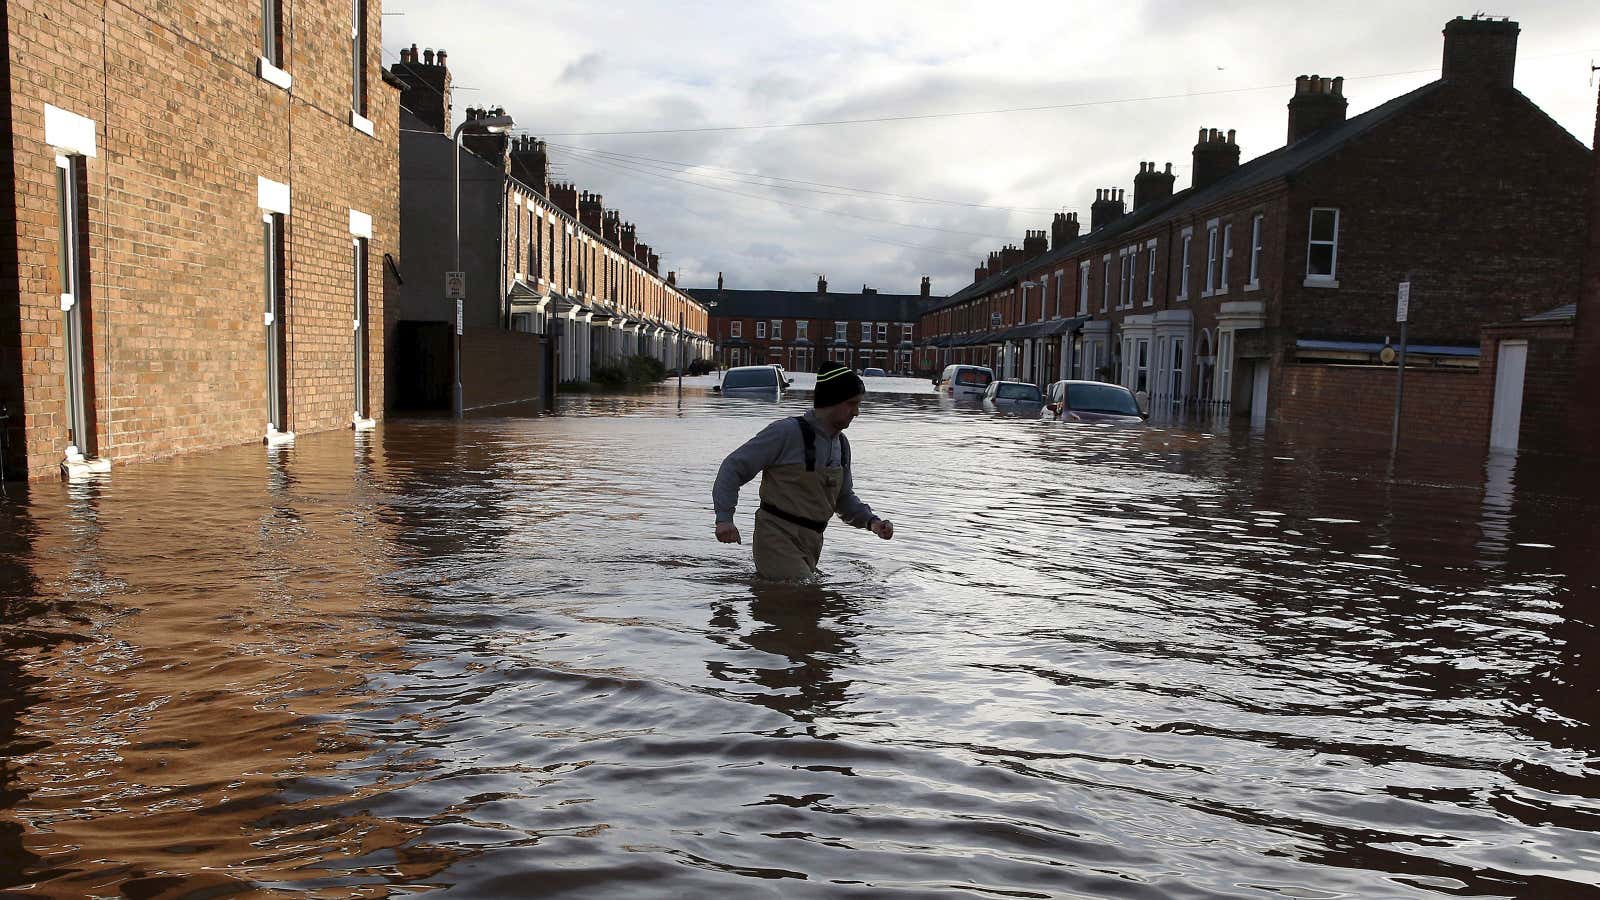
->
<box><xmin>753</xmin><ymin>416</ymin><xmax>851</xmax><ymax>580</ymax></box>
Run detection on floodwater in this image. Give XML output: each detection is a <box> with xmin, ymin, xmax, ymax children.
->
<box><xmin>1</xmin><ymin>375</ymin><xmax>1597</xmax><ymax>898</ymax></box>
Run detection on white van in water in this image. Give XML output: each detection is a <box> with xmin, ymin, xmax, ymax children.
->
<box><xmin>934</xmin><ymin>365</ymin><xmax>995</xmax><ymax>400</ymax></box>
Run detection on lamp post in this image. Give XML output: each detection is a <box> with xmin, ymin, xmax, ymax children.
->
<box><xmin>452</xmin><ymin>111</ymin><xmax>515</xmax><ymax>417</ymax></box>
<box><xmin>705</xmin><ymin>297</ymin><xmax>720</xmax><ymax>383</ymax></box>
<box><xmin>1018</xmin><ymin>280</ymin><xmax>1040</xmax><ymax>383</ymax></box>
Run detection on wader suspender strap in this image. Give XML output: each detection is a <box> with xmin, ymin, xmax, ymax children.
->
<box><xmin>760</xmin><ymin>416</ymin><xmax>830</xmax><ymax>532</ymax></box>
<box><xmin>795</xmin><ymin>416</ymin><xmax>817</xmax><ymax>471</ymax></box>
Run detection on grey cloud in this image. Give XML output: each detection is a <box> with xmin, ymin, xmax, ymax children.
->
<box><xmin>557</xmin><ymin>52</ymin><xmax>604</xmax><ymax>85</ymax></box>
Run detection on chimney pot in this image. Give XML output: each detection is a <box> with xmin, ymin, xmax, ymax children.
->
<box><xmin>1192</xmin><ymin>126</ymin><xmax>1242</xmax><ymax>190</ymax></box>
<box><xmin>423</xmin><ymin>48</ymin><xmax>435</xmax><ymax>65</ymax></box>
<box><xmin>437</xmin><ymin>49</ymin><xmax>447</xmax><ymax>67</ymax></box>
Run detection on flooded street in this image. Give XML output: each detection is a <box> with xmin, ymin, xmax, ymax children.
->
<box><xmin>1</xmin><ymin>377</ymin><xmax>1597</xmax><ymax>898</ymax></box>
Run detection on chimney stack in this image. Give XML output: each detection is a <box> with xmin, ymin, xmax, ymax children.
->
<box><xmin>1287</xmin><ymin>76</ymin><xmax>1348</xmax><ymax>143</ymax></box>
<box><xmin>1051</xmin><ymin>211</ymin><xmax>1080</xmax><ymax>249</ymax></box>
<box><xmin>817</xmin><ymin>275</ymin><xmax>828</xmax><ymax>294</ymax></box>
<box><xmin>634</xmin><ymin>242</ymin><xmax>651</xmax><ymax>264</ymax></box>
<box><xmin>667</xmin><ymin>271</ymin><xmax>676</xmax><ymax>286</ymax></box>
<box><xmin>1023</xmin><ymin>229</ymin><xmax>1048</xmax><ymax>258</ymax></box>
<box><xmin>578</xmin><ymin>190</ymin><xmax>604</xmax><ymax>233</ymax></box>
<box><xmin>509</xmin><ymin>136</ymin><xmax>550</xmax><ymax>195</ymax></box>
<box><xmin>1191</xmin><ymin>128</ymin><xmax>1241</xmax><ymax>191</ymax></box>
<box><xmin>717</xmin><ymin>271</ymin><xmax>724</xmax><ymax>291</ymax></box>
<box><xmin>602</xmin><ymin>209</ymin><xmax>621</xmax><ymax>245</ymax></box>
<box><xmin>1000</xmin><ymin>243</ymin><xmax>1024</xmax><ymax>269</ymax></box>
<box><xmin>390</xmin><ymin>44</ymin><xmax>451</xmax><ymax>134</ymax></box>
<box><xmin>920</xmin><ymin>275</ymin><xmax>931</xmax><ymax>297</ymax></box>
<box><xmin>1133</xmin><ymin>162</ymin><xmax>1176</xmax><ymax>211</ymax></box>
<box><xmin>550</xmin><ymin>182</ymin><xmax>578</xmax><ymax>216</ymax></box>
<box><xmin>647</xmin><ymin>251</ymin><xmax>659</xmax><ymax>274</ymax></box>
<box><xmin>974</xmin><ymin>261</ymin><xmax>990</xmax><ymax>283</ymax></box>
<box><xmin>1090</xmin><ymin>188</ymin><xmax>1126</xmax><ymax>231</ymax></box>
<box><xmin>861</xmin><ymin>284</ymin><xmax>878</xmax><ymax>295</ymax></box>
<box><xmin>1441</xmin><ymin>15</ymin><xmax>1520</xmax><ymax>89</ymax></box>
<box><xmin>620</xmin><ymin>222</ymin><xmax>637</xmax><ymax>256</ymax></box>
<box><xmin>461</xmin><ymin>106</ymin><xmax>511</xmax><ymax>171</ymax></box>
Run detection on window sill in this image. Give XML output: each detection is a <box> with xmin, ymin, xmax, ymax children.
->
<box><xmin>350</xmin><ymin>111</ymin><xmax>375</xmax><ymax>136</ymax></box>
<box><xmin>259</xmin><ymin>58</ymin><xmax>293</xmax><ymax>91</ymax></box>
<box><xmin>1303</xmin><ymin>277</ymin><xmax>1340</xmax><ymax>289</ymax></box>
<box><xmin>1176</xmin><ymin>295</ymin><xmax>1189</xmax><ymax>303</ymax></box>
<box><xmin>1244</xmin><ymin>282</ymin><xmax>1260</xmax><ymax>293</ymax></box>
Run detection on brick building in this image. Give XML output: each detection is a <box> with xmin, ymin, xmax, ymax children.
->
<box><xmin>1</xmin><ymin>0</ymin><xmax>401</xmax><ymax>478</ymax></box>
<box><xmin>388</xmin><ymin>48</ymin><xmax>708</xmax><ymax>406</ymax></box>
<box><xmin>686</xmin><ymin>275</ymin><xmax>940</xmax><ymax>373</ymax></box>
<box><xmin>1573</xmin><ymin>81</ymin><xmax>1600</xmax><ymax>452</ymax></box>
<box><xmin>920</xmin><ymin>16</ymin><xmax>1591</xmax><ymax>446</ymax></box>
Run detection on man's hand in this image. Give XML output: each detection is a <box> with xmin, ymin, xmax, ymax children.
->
<box><xmin>870</xmin><ymin>518</ymin><xmax>894</xmax><ymax>540</ymax></box>
<box><xmin>715</xmin><ymin>522</ymin><xmax>742</xmax><ymax>544</ymax></box>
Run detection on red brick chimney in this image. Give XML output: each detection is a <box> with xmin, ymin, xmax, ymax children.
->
<box><xmin>1441</xmin><ymin>15</ymin><xmax>1519</xmax><ymax>89</ymax></box>
<box><xmin>1090</xmin><ymin>189</ymin><xmax>1125</xmax><ymax>231</ymax></box>
<box><xmin>1023</xmin><ymin>230</ymin><xmax>1048</xmax><ymax>259</ymax></box>
<box><xmin>817</xmin><ymin>275</ymin><xmax>828</xmax><ymax>293</ymax></box>
<box><xmin>602</xmin><ymin>209</ymin><xmax>621</xmax><ymax>245</ymax></box>
<box><xmin>1192</xmin><ymin>128</ymin><xmax>1240</xmax><ymax>191</ymax></box>
<box><xmin>1133</xmin><ymin>162</ymin><xmax>1176</xmax><ymax>210</ymax></box>
<box><xmin>578</xmin><ymin>191</ymin><xmax>604</xmax><ymax>233</ymax></box>
<box><xmin>461</xmin><ymin>106</ymin><xmax>511</xmax><ymax>172</ymax></box>
<box><xmin>974</xmin><ymin>262</ymin><xmax>989</xmax><ymax>283</ymax></box>
<box><xmin>391</xmin><ymin>44</ymin><xmax>451</xmax><ymax>133</ymax></box>
<box><xmin>920</xmin><ymin>275</ymin><xmax>931</xmax><ymax>297</ymax></box>
<box><xmin>647</xmin><ymin>251</ymin><xmax>659</xmax><ymax>274</ymax></box>
<box><xmin>1051</xmin><ymin>212</ymin><xmax>1080</xmax><ymax>249</ymax></box>
<box><xmin>620</xmin><ymin>222</ymin><xmax>637</xmax><ymax>256</ymax></box>
<box><xmin>549</xmin><ymin>182</ymin><xmax>578</xmax><ymax>216</ymax></box>
<box><xmin>1287</xmin><ymin>76</ymin><xmax>1348</xmax><ymax>143</ymax></box>
<box><xmin>1573</xmin><ymin>82</ymin><xmax>1600</xmax><ymax>451</ymax></box>
<box><xmin>509</xmin><ymin>136</ymin><xmax>549</xmax><ymax>195</ymax></box>
<box><xmin>1000</xmin><ymin>243</ymin><xmax>1024</xmax><ymax>269</ymax></box>
<box><xmin>667</xmin><ymin>271</ymin><xmax>676</xmax><ymax>286</ymax></box>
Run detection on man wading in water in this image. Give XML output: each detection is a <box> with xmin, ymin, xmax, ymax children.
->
<box><xmin>713</xmin><ymin>362</ymin><xmax>894</xmax><ymax>579</ymax></box>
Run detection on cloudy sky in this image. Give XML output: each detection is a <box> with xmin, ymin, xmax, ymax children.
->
<box><xmin>388</xmin><ymin>1</ymin><xmax>1599</xmax><ymax>296</ymax></box>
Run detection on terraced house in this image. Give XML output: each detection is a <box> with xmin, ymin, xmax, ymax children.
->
<box><xmin>388</xmin><ymin>46</ymin><xmax>709</xmax><ymax>410</ymax></box>
<box><xmin>688</xmin><ymin>275</ymin><xmax>940</xmax><ymax>373</ymax></box>
<box><xmin>919</xmin><ymin>16</ymin><xmax>1591</xmax><ymax>443</ymax></box>
<box><xmin>2</xmin><ymin>0</ymin><xmax>401</xmax><ymax>478</ymax></box>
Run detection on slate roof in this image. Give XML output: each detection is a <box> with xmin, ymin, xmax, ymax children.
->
<box><xmin>684</xmin><ymin>287</ymin><xmax>943</xmax><ymax>322</ymax></box>
<box><xmin>925</xmin><ymin>80</ymin><xmax>1448</xmax><ymax>316</ymax></box>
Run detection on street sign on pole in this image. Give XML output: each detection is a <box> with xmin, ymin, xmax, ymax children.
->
<box><xmin>446</xmin><ymin>271</ymin><xmax>466</xmax><ymax>299</ymax></box>
<box><xmin>1390</xmin><ymin>277</ymin><xmax>1411</xmax><ymax>457</ymax></box>
<box><xmin>1396</xmin><ymin>281</ymin><xmax>1411</xmax><ymax>323</ymax></box>
<box><xmin>455</xmin><ymin>299</ymin><xmax>463</xmax><ymax>336</ymax></box>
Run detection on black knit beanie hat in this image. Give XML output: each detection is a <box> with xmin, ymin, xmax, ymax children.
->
<box><xmin>814</xmin><ymin>361</ymin><xmax>866</xmax><ymax>408</ymax></box>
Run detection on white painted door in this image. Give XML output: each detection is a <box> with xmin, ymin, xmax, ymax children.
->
<box><xmin>1490</xmin><ymin>340</ymin><xmax>1528</xmax><ymax>452</ymax></box>
<box><xmin>1250</xmin><ymin>362</ymin><xmax>1269</xmax><ymax>430</ymax></box>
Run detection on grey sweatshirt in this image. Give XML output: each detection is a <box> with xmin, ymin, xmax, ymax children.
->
<box><xmin>713</xmin><ymin>410</ymin><xmax>875</xmax><ymax>527</ymax></box>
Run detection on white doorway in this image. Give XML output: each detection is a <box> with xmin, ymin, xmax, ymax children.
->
<box><xmin>1490</xmin><ymin>340</ymin><xmax>1528</xmax><ymax>452</ymax></box>
<box><xmin>1250</xmin><ymin>361</ymin><xmax>1269</xmax><ymax>430</ymax></box>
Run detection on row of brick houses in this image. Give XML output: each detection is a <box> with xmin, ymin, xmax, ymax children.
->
<box><xmin>686</xmin><ymin>275</ymin><xmax>941</xmax><ymax>373</ymax></box>
<box><xmin>917</xmin><ymin>16</ymin><xmax>1593</xmax><ymax>453</ymax></box>
<box><xmin>388</xmin><ymin>47</ymin><xmax>709</xmax><ymax>409</ymax></box>
<box><xmin>1</xmin><ymin>3</ymin><xmax>711</xmax><ymax>479</ymax></box>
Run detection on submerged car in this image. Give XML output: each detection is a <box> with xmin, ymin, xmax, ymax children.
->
<box><xmin>862</xmin><ymin>367</ymin><xmax>888</xmax><ymax>377</ymax></box>
<box><xmin>933</xmin><ymin>364</ymin><xmax>995</xmax><ymax>400</ymax></box>
<box><xmin>983</xmin><ymin>380</ymin><xmax>1044</xmax><ymax>409</ymax></box>
<box><xmin>1045</xmin><ymin>380</ymin><xmax>1146</xmax><ymax>423</ymax></box>
<box><xmin>715</xmin><ymin>365</ymin><xmax>791</xmax><ymax>395</ymax></box>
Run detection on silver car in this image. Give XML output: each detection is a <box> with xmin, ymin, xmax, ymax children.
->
<box><xmin>983</xmin><ymin>380</ymin><xmax>1044</xmax><ymax>410</ymax></box>
<box><xmin>715</xmin><ymin>365</ymin><xmax>791</xmax><ymax>396</ymax></box>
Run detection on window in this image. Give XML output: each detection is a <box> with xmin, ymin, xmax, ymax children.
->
<box><xmin>1078</xmin><ymin>262</ymin><xmax>1090</xmax><ymax>315</ymax></box>
<box><xmin>1145</xmin><ymin>242</ymin><xmax>1157</xmax><ymax>306</ymax></box>
<box><xmin>1052</xmin><ymin>270</ymin><xmax>1064</xmax><ymax>318</ymax></box>
<box><xmin>1220</xmin><ymin>223</ymin><xmax>1232</xmax><ymax>293</ymax></box>
<box><xmin>1248</xmin><ymin>214</ymin><xmax>1263</xmax><ymax>286</ymax></box>
<box><xmin>1135</xmin><ymin>339</ymin><xmax>1150</xmax><ymax>394</ymax></box>
<box><xmin>262</xmin><ymin>0</ymin><xmax>282</xmax><ymax>65</ymax></box>
<box><xmin>835</xmin><ymin>321</ymin><xmax>847</xmax><ymax>341</ymax></box>
<box><xmin>797</xmin><ymin>320</ymin><xmax>809</xmax><ymax>339</ymax></box>
<box><xmin>771</xmin><ymin>319</ymin><xmax>782</xmax><ymax>340</ymax></box>
<box><xmin>876</xmin><ymin>322</ymin><xmax>888</xmax><ymax>342</ymax></box>
<box><xmin>1178</xmin><ymin>233</ymin><xmax>1192</xmax><ymax>300</ymax></box>
<box><xmin>730</xmin><ymin>320</ymin><xmax>742</xmax><ymax>338</ymax></box>
<box><xmin>1170</xmin><ymin>337</ymin><xmax>1186</xmax><ymax>404</ymax></box>
<box><xmin>56</xmin><ymin>155</ymin><xmax>92</xmax><ymax>454</ymax></box>
<box><xmin>861</xmin><ymin>322</ymin><xmax>872</xmax><ymax>342</ymax></box>
<box><xmin>1101</xmin><ymin>256</ymin><xmax>1110</xmax><ymax>312</ymax></box>
<box><xmin>350</xmin><ymin>0</ymin><xmax>367</xmax><ymax>117</ymax></box>
<box><xmin>902</xmin><ymin>323</ymin><xmax>914</xmax><ymax>342</ymax></box>
<box><xmin>1307</xmin><ymin>208</ymin><xmax>1339</xmax><ymax>282</ymax></box>
<box><xmin>513</xmin><ymin>203</ymin><xmax>522</xmax><ymax>277</ymax></box>
<box><xmin>1204</xmin><ymin>223</ymin><xmax>1219</xmax><ymax>294</ymax></box>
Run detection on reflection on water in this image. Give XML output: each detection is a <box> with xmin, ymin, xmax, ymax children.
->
<box><xmin>0</xmin><ymin>379</ymin><xmax>1597</xmax><ymax>897</ymax></box>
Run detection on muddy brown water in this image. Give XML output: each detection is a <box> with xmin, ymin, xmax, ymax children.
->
<box><xmin>0</xmin><ymin>376</ymin><xmax>1596</xmax><ymax>898</ymax></box>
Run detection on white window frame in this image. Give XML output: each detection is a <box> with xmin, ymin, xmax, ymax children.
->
<box><xmin>902</xmin><ymin>323</ymin><xmax>914</xmax><ymax>342</ymax></box>
<box><xmin>1177</xmin><ymin>228</ymin><xmax>1193</xmax><ymax>301</ymax></box>
<box><xmin>1078</xmin><ymin>261</ymin><xmax>1090</xmax><ymax>315</ymax></box>
<box><xmin>1219</xmin><ymin>223</ymin><xmax>1232</xmax><ymax>295</ymax></box>
<box><xmin>861</xmin><ymin>321</ymin><xmax>872</xmax><ymax>342</ymax></box>
<box><xmin>835</xmin><ymin>321</ymin><xmax>847</xmax><ymax>341</ymax></box>
<box><xmin>797</xmin><ymin>320</ymin><xmax>809</xmax><ymax>339</ymax></box>
<box><xmin>1052</xmin><ymin>269</ymin><xmax>1065</xmax><ymax>318</ymax></box>
<box><xmin>1247</xmin><ymin>214</ymin><xmax>1264</xmax><ymax>290</ymax></box>
<box><xmin>771</xmin><ymin>319</ymin><xmax>782</xmax><ymax>340</ymax></box>
<box><xmin>1305</xmin><ymin>207</ymin><xmax>1340</xmax><ymax>287</ymax></box>
<box><xmin>755</xmin><ymin>320</ymin><xmax>766</xmax><ymax>339</ymax></box>
<box><xmin>876</xmin><ymin>322</ymin><xmax>888</xmax><ymax>342</ymax></box>
<box><xmin>1145</xmin><ymin>238</ymin><xmax>1158</xmax><ymax>306</ymax></box>
<box><xmin>259</xmin><ymin>0</ymin><xmax>291</xmax><ymax>89</ymax></box>
<box><xmin>1100</xmin><ymin>255</ymin><xmax>1111</xmax><ymax>313</ymax></box>
<box><xmin>1203</xmin><ymin>220</ymin><xmax>1220</xmax><ymax>296</ymax></box>
<box><xmin>730</xmin><ymin>320</ymin><xmax>742</xmax><ymax>338</ymax></box>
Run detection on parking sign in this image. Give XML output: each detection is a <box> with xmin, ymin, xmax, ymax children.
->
<box><xmin>1396</xmin><ymin>281</ymin><xmax>1410</xmax><ymax>323</ymax></box>
<box><xmin>446</xmin><ymin>271</ymin><xmax>466</xmax><ymax>299</ymax></box>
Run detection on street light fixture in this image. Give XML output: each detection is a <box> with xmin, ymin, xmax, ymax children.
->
<box><xmin>1016</xmin><ymin>280</ymin><xmax>1041</xmax><ymax>382</ymax></box>
<box><xmin>451</xmin><ymin>111</ymin><xmax>515</xmax><ymax>417</ymax></box>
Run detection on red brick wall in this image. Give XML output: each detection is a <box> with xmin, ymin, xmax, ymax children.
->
<box><xmin>1278</xmin><ymin>363</ymin><xmax>1491</xmax><ymax>450</ymax></box>
<box><xmin>1481</xmin><ymin>322</ymin><xmax>1579</xmax><ymax>456</ymax></box>
<box><xmin>461</xmin><ymin>327</ymin><xmax>544</xmax><ymax>409</ymax></box>
<box><xmin>5</xmin><ymin>0</ymin><xmax>398</xmax><ymax>479</ymax></box>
